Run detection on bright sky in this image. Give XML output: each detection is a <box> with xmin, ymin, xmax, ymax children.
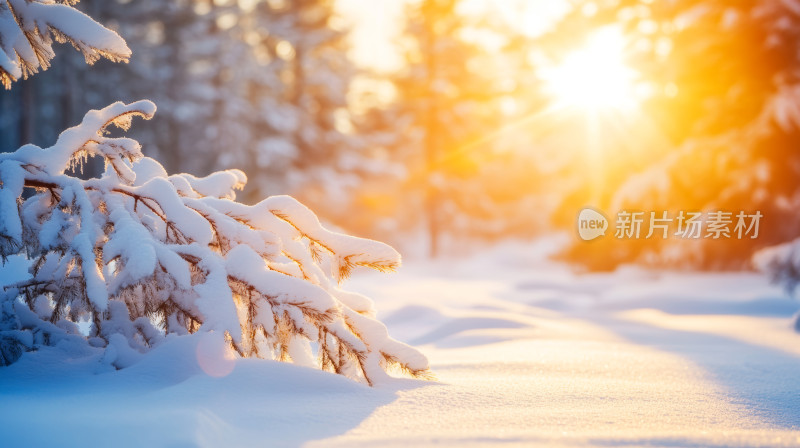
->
<box><xmin>335</xmin><ymin>0</ymin><xmax>408</xmax><ymax>73</ymax></box>
<box><xmin>335</xmin><ymin>0</ymin><xmax>570</xmax><ymax>73</ymax></box>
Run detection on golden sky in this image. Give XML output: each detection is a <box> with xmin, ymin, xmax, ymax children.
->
<box><xmin>336</xmin><ymin>0</ymin><xmax>570</xmax><ymax>73</ymax></box>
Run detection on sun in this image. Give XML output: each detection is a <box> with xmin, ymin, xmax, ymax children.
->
<box><xmin>540</xmin><ymin>26</ymin><xmax>642</xmax><ymax>112</ymax></box>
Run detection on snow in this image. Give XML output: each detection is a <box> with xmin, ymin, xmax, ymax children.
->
<box><xmin>0</xmin><ymin>0</ymin><xmax>130</xmax><ymax>87</ymax></box>
<box><xmin>0</xmin><ymin>100</ymin><xmax>428</xmax><ymax>386</ymax></box>
<box><xmin>2</xmin><ymin>241</ymin><xmax>800</xmax><ymax>446</ymax></box>
<box><xmin>262</xmin><ymin>195</ymin><xmax>401</xmax><ymax>269</ymax></box>
<box><xmin>0</xmin><ymin>160</ymin><xmax>24</xmax><ymax>245</ymax></box>
<box><xmin>0</xmin><ymin>332</ymin><xmax>394</xmax><ymax>447</ymax></box>
<box><xmin>170</xmin><ymin>170</ymin><xmax>247</xmax><ymax>200</ymax></box>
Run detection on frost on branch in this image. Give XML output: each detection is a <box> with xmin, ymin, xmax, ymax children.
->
<box><xmin>0</xmin><ymin>101</ymin><xmax>431</xmax><ymax>385</ymax></box>
<box><xmin>0</xmin><ymin>0</ymin><xmax>131</xmax><ymax>89</ymax></box>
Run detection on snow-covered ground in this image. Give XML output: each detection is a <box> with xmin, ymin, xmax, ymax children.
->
<box><xmin>2</xmin><ymin>241</ymin><xmax>800</xmax><ymax>447</ymax></box>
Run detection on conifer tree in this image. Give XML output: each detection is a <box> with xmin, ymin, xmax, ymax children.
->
<box><xmin>541</xmin><ymin>0</ymin><xmax>800</xmax><ymax>269</ymax></box>
<box><xmin>0</xmin><ymin>0</ymin><xmax>430</xmax><ymax>385</ymax></box>
<box><xmin>384</xmin><ymin>0</ymin><xmax>526</xmax><ymax>255</ymax></box>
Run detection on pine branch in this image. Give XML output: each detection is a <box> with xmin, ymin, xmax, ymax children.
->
<box><xmin>0</xmin><ymin>101</ymin><xmax>431</xmax><ymax>385</ymax></box>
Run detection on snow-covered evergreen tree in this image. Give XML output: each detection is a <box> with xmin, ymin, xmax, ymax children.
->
<box><xmin>383</xmin><ymin>0</ymin><xmax>531</xmax><ymax>256</ymax></box>
<box><xmin>57</xmin><ymin>1</ymin><xmax>372</xmax><ymax>215</ymax></box>
<box><xmin>754</xmin><ymin>240</ymin><xmax>800</xmax><ymax>331</ymax></box>
<box><xmin>226</xmin><ymin>0</ymin><xmax>374</xmax><ymax>212</ymax></box>
<box><xmin>0</xmin><ymin>0</ymin><xmax>430</xmax><ymax>384</ymax></box>
<box><xmin>541</xmin><ymin>0</ymin><xmax>800</xmax><ymax>269</ymax></box>
<box><xmin>0</xmin><ymin>101</ymin><xmax>431</xmax><ymax>384</ymax></box>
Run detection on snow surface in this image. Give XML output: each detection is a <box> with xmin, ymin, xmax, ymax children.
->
<box><xmin>2</xmin><ymin>241</ymin><xmax>800</xmax><ymax>447</ymax></box>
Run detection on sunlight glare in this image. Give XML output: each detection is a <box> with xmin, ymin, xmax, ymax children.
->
<box><xmin>541</xmin><ymin>27</ymin><xmax>641</xmax><ymax>112</ymax></box>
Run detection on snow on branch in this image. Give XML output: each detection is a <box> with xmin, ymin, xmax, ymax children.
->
<box><xmin>0</xmin><ymin>101</ymin><xmax>431</xmax><ymax>385</ymax></box>
<box><xmin>754</xmin><ymin>241</ymin><xmax>800</xmax><ymax>293</ymax></box>
<box><xmin>754</xmin><ymin>240</ymin><xmax>800</xmax><ymax>331</ymax></box>
<box><xmin>0</xmin><ymin>0</ymin><xmax>131</xmax><ymax>89</ymax></box>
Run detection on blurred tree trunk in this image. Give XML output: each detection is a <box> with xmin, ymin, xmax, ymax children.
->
<box><xmin>19</xmin><ymin>81</ymin><xmax>34</xmax><ymax>145</ymax></box>
<box><xmin>424</xmin><ymin>1</ymin><xmax>440</xmax><ymax>259</ymax></box>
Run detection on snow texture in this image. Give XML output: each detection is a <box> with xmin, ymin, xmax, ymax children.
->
<box><xmin>1</xmin><ymin>242</ymin><xmax>799</xmax><ymax>447</ymax></box>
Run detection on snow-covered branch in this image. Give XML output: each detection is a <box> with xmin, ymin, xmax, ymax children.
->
<box><xmin>754</xmin><ymin>241</ymin><xmax>800</xmax><ymax>293</ymax></box>
<box><xmin>0</xmin><ymin>101</ymin><xmax>431</xmax><ymax>385</ymax></box>
<box><xmin>0</xmin><ymin>0</ymin><xmax>130</xmax><ymax>88</ymax></box>
<box><xmin>754</xmin><ymin>240</ymin><xmax>800</xmax><ymax>331</ymax></box>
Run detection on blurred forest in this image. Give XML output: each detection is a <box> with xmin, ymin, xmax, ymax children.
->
<box><xmin>3</xmin><ymin>0</ymin><xmax>800</xmax><ymax>269</ymax></box>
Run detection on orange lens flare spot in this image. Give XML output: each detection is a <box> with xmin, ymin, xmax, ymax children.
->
<box><xmin>196</xmin><ymin>333</ymin><xmax>237</xmax><ymax>378</ymax></box>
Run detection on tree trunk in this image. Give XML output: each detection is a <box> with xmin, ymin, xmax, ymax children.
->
<box><xmin>424</xmin><ymin>2</ymin><xmax>440</xmax><ymax>259</ymax></box>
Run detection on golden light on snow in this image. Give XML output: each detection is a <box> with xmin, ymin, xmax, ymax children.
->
<box><xmin>540</xmin><ymin>27</ymin><xmax>642</xmax><ymax>112</ymax></box>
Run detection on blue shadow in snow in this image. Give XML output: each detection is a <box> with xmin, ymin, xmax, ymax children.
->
<box><xmin>598</xmin><ymin>315</ymin><xmax>800</xmax><ymax>429</ymax></box>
